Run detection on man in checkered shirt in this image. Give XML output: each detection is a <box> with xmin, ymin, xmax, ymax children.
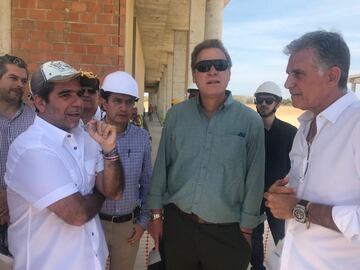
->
<box><xmin>0</xmin><ymin>54</ymin><xmax>35</xmax><ymax>255</ymax></box>
<box><xmin>99</xmin><ymin>71</ymin><xmax>152</xmax><ymax>270</ymax></box>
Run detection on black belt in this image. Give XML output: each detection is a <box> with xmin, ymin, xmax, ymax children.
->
<box><xmin>99</xmin><ymin>207</ymin><xmax>140</xmax><ymax>223</ymax></box>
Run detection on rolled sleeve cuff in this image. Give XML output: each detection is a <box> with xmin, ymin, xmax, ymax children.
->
<box><xmin>137</xmin><ymin>210</ymin><xmax>150</xmax><ymax>230</ymax></box>
<box><xmin>34</xmin><ymin>183</ymin><xmax>78</xmax><ymax>210</ymax></box>
<box><xmin>332</xmin><ymin>205</ymin><xmax>360</xmax><ymax>244</ymax></box>
<box><xmin>147</xmin><ymin>195</ymin><xmax>163</xmax><ymax>210</ymax></box>
<box><xmin>240</xmin><ymin>211</ymin><xmax>266</xmax><ymax>228</ymax></box>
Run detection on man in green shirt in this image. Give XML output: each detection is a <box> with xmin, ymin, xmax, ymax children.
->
<box><xmin>148</xmin><ymin>39</ymin><xmax>265</xmax><ymax>270</ymax></box>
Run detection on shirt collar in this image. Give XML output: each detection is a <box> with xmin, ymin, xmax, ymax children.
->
<box><xmin>34</xmin><ymin>115</ymin><xmax>81</xmax><ymax>145</ymax></box>
<box><xmin>0</xmin><ymin>102</ymin><xmax>25</xmax><ymax>121</ymax></box>
<box><xmin>298</xmin><ymin>91</ymin><xmax>358</xmax><ymax>125</ymax></box>
<box><xmin>196</xmin><ymin>90</ymin><xmax>234</xmax><ymax>111</ymax></box>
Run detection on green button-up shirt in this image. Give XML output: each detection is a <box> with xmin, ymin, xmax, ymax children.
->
<box><xmin>148</xmin><ymin>93</ymin><xmax>265</xmax><ymax>228</ymax></box>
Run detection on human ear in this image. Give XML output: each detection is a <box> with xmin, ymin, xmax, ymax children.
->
<box><xmin>33</xmin><ymin>96</ymin><xmax>46</xmax><ymax>113</ymax></box>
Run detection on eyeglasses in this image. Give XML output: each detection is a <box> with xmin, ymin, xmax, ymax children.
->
<box><xmin>194</xmin><ymin>59</ymin><xmax>229</xmax><ymax>72</ymax></box>
<box><xmin>82</xmin><ymin>88</ymin><xmax>98</xmax><ymax>95</ymax></box>
<box><xmin>254</xmin><ymin>97</ymin><xmax>276</xmax><ymax>105</ymax></box>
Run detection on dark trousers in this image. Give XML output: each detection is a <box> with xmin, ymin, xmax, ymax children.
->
<box><xmin>250</xmin><ymin>209</ymin><xmax>284</xmax><ymax>270</ymax></box>
<box><xmin>162</xmin><ymin>204</ymin><xmax>251</xmax><ymax>270</ymax></box>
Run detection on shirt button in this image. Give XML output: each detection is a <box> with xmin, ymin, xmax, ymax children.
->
<box><xmin>92</xmin><ymin>232</ymin><xmax>94</xmax><ymax>236</ymax></box>
<box><xmin>74</xmin><ymin>146</ymin><xmax>77</xmax><ymax>150</ymax></box>
<box><xmin>67</xmin><ymin>135</ymin><xmax>71</xmax><ymax>138</ymax></box>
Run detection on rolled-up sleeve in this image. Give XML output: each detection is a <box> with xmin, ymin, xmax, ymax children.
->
<box><xmin>333</xmin><ymin>205</ymin><xmax>360</xmax><ymax>245</ymax></box>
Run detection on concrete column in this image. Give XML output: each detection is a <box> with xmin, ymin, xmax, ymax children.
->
<box><xmin>0</xmin><ymin>0</ymin><xmax>11</xmax><ymax>54</ymax></box>
<box><xmin>204</xmin><ymin>0</ymin><xmax>224</xmax><ymax>39</ymax></box>
<box><xmin>166</xmin><ymin>53</ymin><xmax>174</xmax><ymax>112</ymax></box>
<box><xmin>172</xmin><ymin>31</ymin><xmax>188</xmax><ymax>103</ymax></box>
<box><xmin>157</xmin><ymin>72</ymin><xmax>167</xmax><ymax>120</ymax></box>
<box><xmin>188</xmin><ymin>0</ymin><xmax>206</xmax><ymax>87</ymax></box>
<box><xmin>351</xmin><ymin>83</ymin><xmax>356</xmax><ymax>92</ymax></box>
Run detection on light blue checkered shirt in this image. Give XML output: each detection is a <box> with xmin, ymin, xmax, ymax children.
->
<box><xmin>0</xmin><ymin>103</ymin><xmax>35</xmax><ymax>188</ymax></box>
<box><xmin>101</xmin><ymin>123</ymin><xmax>152</xmax><ymax>229</ymax></box>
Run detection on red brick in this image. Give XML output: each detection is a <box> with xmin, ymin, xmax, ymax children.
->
<box><xmin>13</xmin><ymin>29</ymin><xmax>30</xmax><ymax>40</ymax></box>
<box><xmin>52</xmin><ymin>2</ymin><xmax>70</xmax><ymax>10</ymax></box>
<box><xmin>53</xmin><ymin>43</ymin><xmax>67</xmax><ymax>53</ymax></box>
<box><xmin>38</xmin><ymin>41</ymin><xmax>53</xmax><ymax>51</ymax></box>
<box><xmin>47</xmin><ymin>11</ymin><xmax>65</xmax><ymax>21</ymax></box>
<box><xmin>29</xmin><ymin>10</ymin><xmax>47</xmax><ymax>20</ymax></box>
<box><xmin>104</xmin><ymin>4</ymin><xmax>118</xmax><ymax>14</ymax></box>
<box><xmin>71</xmin><ymin>23</ymin><xmax>88</xmax><ymax>33</ymax></box>
<box><xmin>80</xmin><ymin>13</ymin><xmax>96</xmax><ymax>24</ymax></box>
<box><xmin>103</xmin><ymin>25</ymin><xmax>118</xmax><ymax>35</ymax></box>
<box><xmin>94</xmin><ymin>35</ymin><xmax>111</xmax><ymax>46</ymax></box>
<box><xmin>38</xmin><ymin>0</ymin><xmax>52</xmax><ymax>9</ymax></box>
<box><xmin>48</xmin><ymin>53</ymin><xmax>67</xmax><ymax>61</ymax></box>
<box><xmin>64</xmin><ymin>54</ymin><xmax>82</xmax><ymax>64</ymax></box>
<box><xmin>31</xmin><ymin>31</ymin><xmax>47</xmax><ymax>40</ymax></box>
<box><xmin>103</xmin><ymin>47</ymin><xmax>119</xmax><ymax>56</ymax></box>
<box><xmin>95</xmin><ymin>55</ymin><xmax>117</xmax><ymax>65</ymax></box>
<box><xmin>46</xmin><ymin>32</ymin><xmax>64</xmax><ymax>43</ymax></box>
<box><xmin>87</xmin><ymin>3</ymin><xmax>102</xmax><ymax>13</ymax></box>
<box><xmin>80</xmin><ymin>34</ymin><xmax>96</xmax><ymax>44</ymax></box>
<box><xmin>87</xmin><ymin>25</ymin><xmax>105</xmax><ymax>34</ymax></box>
<box><xmin>37</xmin><ymin>21</ymin><xmax>54</xmax><ymax>31</ymax></box>
<box><xmin>65</xmin><ymin>33</ymin><xmax>80</xmax><ymax>43</ymax></box>
<box><xmin>29</xmin><ymin>52</ymin><xmax>49</xmax><ymax>62</ymax></box>
<box><xmin>68</xmin><ymin>44</ymin><xmax>86</xmax><ymax>54</ymax></box>
<box><xmin>11</xmin><ymin>0</ymin><xmax>20</xmax><ymax>8</ymax></box>
<box><xmin>71</xmin><ymin>2</ymin><xmax>87</xmax><ymax>12</ymax></box>
<box><xmin>111</xmin><ymin>35</ymin><xmax>120</xmax><ymax>46</ymax></box>
<box><xmin>13</xmin><ymin>8</ymin><xmax>28</xmax><ymax>18</ymax></box>
<box><xmin>96</xmin><ymin>14</ymin><xmax>113</xmax><ymax>25</ymax></box>
<box><xmin>68</xmin><ymin>12</ymin><xmax>79</xmax><ymax>22</ymax></box>
<box><xmin>21</xmin><ymin>42</ymin><xmax>38</xmax><ymax>50</ymax></box>
<box><xmin>54</xmin><ymin>22</ymin><xmax>66</xmax><ymax>32</ymax></box>
<box><xmin>80</xmin><ymin>55</ymin><xmax>96</xmax><ymax>65</ymax></box>
<box><xmin>87</xmin><ymin>45</ymin><xmax>103</xmax><ymax>54</ymax></box>
<box><xmin>19</xmin><ymin>0</ymin><xmax>36</xmax><ymax>8</ymax></box>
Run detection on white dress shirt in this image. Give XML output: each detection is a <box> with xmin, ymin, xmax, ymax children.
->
<box><xmin>281</xmin><ymin>91</ymin><xmax>360</xmax><ymax>270</ymax></box>
<box><xmin>5</xmin><ymin>116</ymin><xmax>108</xmax><ymax>270</ymax></box>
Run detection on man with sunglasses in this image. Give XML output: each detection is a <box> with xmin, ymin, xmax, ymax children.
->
<box><xmin>80</xmin><ymin>71</ymin><xmax>103</xmax><ymax>124</ymax></box>
<box><xmin>265</xmin><ymin>31</ymin><xmax>360</xmax><ymax>269</ymax></box>
<box><xmin>148</xmin><ymin>39</ymin><xmax>265</xmax><ymax>270</ymax></box>
<box><xmin>251</xmin><ymin>81</ymin><xmax>297</xmax><ymax>270</ymax></box>
<box><xmin>5</xmin><ymin>61</ymin><xmax>124</xmax><ymax>270</ymax></box>
<box><xmin>99</xmin><ymin>71</ymin><xmax>152</xmax><ymax>270</ymax></box>
<box><xmin>0</xmin><ymin>55</ymin><xmax>35</xmax><ymax>258</ymax></box>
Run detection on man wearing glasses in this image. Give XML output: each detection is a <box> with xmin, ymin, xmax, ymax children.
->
<box><xmin>251</xmin><ymin>81</ymin><xmax>297</xmax><ymax>270</ymax></box>
<box><xmin>99</xmin><ymin>71</ymin><xmax>152</xmax><ymax>270</ymax></box>
<box><xmin>148</xmin><ymin>39</ymin><xmax>265</xmax><ymax>270</ymax></box>
<box><xmin>80</xmin><ymin>71</ymin><xmax>103</xmax><ymax>124</ymax></box>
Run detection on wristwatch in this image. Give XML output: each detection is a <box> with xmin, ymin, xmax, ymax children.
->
<box><xmin>150</xmin><ymin>213</ymin><xmax>163</xmax><ymax>221</ymax></box>
<box><xmin>292</xmin><ymin>199</ymin><xmax>309</xmax><ymax>223</ymax></box>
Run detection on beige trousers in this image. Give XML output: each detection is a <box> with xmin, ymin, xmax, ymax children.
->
<box><xmin>101</xmin><ymin>219</ymin><xmax>140</xmax><ymax>270</ymax></box>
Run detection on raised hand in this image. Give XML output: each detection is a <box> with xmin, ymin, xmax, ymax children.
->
<box><xmin>87</xmin><ymin>120</ymin><xmax>116</xmax><ymax>153</ymax></box>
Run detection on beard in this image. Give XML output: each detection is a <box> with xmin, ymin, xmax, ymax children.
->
<box><xmin>257</xmin><ymin>106</ymin><xmax>277</xmax><ymax>118</ymax></box>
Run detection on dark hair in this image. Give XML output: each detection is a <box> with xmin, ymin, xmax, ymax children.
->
<box><xmin>80</xmin><ymin>76</ymin><xmax>100</xmax><ymax>90</ymax></box>
<box><xmin>191</xmin><ymin>39</ymin><xmax>232</xmax><ymax>71</ymax></box>
<box><xmin>0</xmin><ymin>54</ymin><xmax>28</xmax><ymax>78</ymax></box>
<box><xmin>100</xmin><ymin>89</ymin><xmax>111</xmax><ymax>102</ymax></box>
<box><xmin>30</xmin><ymin>69</ymin><xmax>55</xmax><ymax>103</ymax></box>
<box><xmin>284</xmin><ymin>30</ymin><xmax>350</xmax><ymax>89</ymax></box>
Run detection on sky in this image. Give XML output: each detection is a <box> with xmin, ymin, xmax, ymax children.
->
<box><xmin>222</xmin><ymin>0</ymin><xmax>360</xmax><ymax>98</ymax></box>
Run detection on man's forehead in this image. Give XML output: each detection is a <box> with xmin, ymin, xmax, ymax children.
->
<box><xmin>110</xmin><ymin>93</ymin><xmax>135</xmax><ymax>100</ymax></box>
<box><xmin>4</xmin><ymin>63</ymin><xmax>28</xmax><ymax>77</ymax></box>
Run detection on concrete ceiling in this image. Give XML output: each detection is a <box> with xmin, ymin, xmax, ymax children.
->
<box><xmin>135</xmin><ymin>0</ymin><xmax>190</xmax><ymax>90</ymax></box>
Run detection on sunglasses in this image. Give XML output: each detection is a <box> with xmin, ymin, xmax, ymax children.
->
<box><xmin>82</xmin><ymin>88</ymin><xmax>98</xmax><ymax>95</ymax></box>
<box><xmin>194</xmin><ymin>59</ymin><xmax>229</xmax><ymax>72</ymax></box>
<box><xmin>254</xmin><ymin>97</ymin><xmax>276</xmax><ymax>105</ymax></box>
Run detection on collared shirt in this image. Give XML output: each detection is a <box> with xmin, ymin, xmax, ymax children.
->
<box><xmin>264</xmin><ymin>118</ymin><xmax>297</xmax><ymax>190</ymax></box>
<box><xmin>148</xmin><ymin>93</ymin><xmax>265</xmax><ymax>228</ymax></box>
<box><xmin>5</xmin><ymin>116</ymin><xmax>108</xmax><ymax>270</ymax></box>
<box><xmin>281</xmin><ymin>91</ymin><xmax>360</xmax><ymax>270</ymax></box>
<box><xmin>0</xmin><ymin>103</ymin><xmax>35</xmax><ymax>188</ymax></box>
<box><xmin>101</xmin><ymin>123</ymin><xmax>152</xmax><ymax>229</ymax></box>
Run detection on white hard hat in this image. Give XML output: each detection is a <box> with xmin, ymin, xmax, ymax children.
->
<box><xmin>101</xmin><ymin>71</ymin><xmax>139</xmax><ymax>99</ymax></box>
<box><xmin>254</xmin><ymin>81</ymin><xmax>282</xmax><ymax>98</ymax></box>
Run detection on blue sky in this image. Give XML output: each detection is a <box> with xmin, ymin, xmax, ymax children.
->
<box><xmin>223</xmin><ymin>0</ymin><xmax>360</xmax><ymax>98</ymax></box>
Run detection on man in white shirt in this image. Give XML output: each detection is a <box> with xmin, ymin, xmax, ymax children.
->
<box><xmin>5</xmin><ymin>61</ymin><xmax>124</xmax><ymax>270</ymax></box>
<box><xmin>264</xmin><ymin>30</ymin><xmax>360</xmax><ymax>270</ymax></box>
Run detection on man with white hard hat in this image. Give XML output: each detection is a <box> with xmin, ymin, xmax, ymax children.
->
<box><xmin>251</xmin><ymin>81</ymin><xmax>297</xmax><ymax>270</ymax></box>
<box><xmin>5</xmin><ymin>60</ymin><xmax>124</xmax><ymax>270</ymax></box>
<box><xmin>99</xmin><ymin>71</ymin><xmax>152</xmax><ymax>270</ymax></box>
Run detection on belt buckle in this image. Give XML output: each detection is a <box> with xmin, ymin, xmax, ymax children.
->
<box><xmin>111</xmin><ymin>215</ymin><xmax>117</xmax><ymax>223</ymax></box>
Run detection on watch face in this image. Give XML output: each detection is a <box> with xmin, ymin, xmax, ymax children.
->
<box><xmin>293</xmin><ymin>205</ymin><xmax>306</xmax><ymax>223</ymax></box>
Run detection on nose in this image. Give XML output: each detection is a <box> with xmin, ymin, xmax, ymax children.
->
<box><xmin>72</xmin><ymin>95</ymin><xmax>83</xmax><ymax>107</ymax></box>
<box><xmin>208</xmin><ymin>65</ymin><xmax>218</xmax><ymax>75</ymax></box>
<box><xmin>284</xmin><ymin>75</ymin><xmax>294</xmax><ymax>90</ymax></box>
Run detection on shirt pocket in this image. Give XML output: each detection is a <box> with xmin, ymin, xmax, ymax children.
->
<box><xmin>215</xmin><ymin>134</ymin><xmax>247</xmax><ymax>169</ymax></box>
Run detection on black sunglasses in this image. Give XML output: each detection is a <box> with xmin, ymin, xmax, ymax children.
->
<box><xmin>194</xmin><ymin>59</ymin><xmax>229</xmax><ymax>72</ymax></box>
<box><xmin>82</xmin><ymin>88</ymin><xmax>98</xmax><ymax>95</ymax></box>
<box><xmin>254</xmin><ymin>97</ymin><xmax>276</xmax><ymax>105</ymax></box>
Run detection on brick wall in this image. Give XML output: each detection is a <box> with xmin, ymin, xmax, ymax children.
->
<box><xmin>11</xmin><ymin>0</ymin><xmax>126</xmax><ymax>79</ymax></box>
